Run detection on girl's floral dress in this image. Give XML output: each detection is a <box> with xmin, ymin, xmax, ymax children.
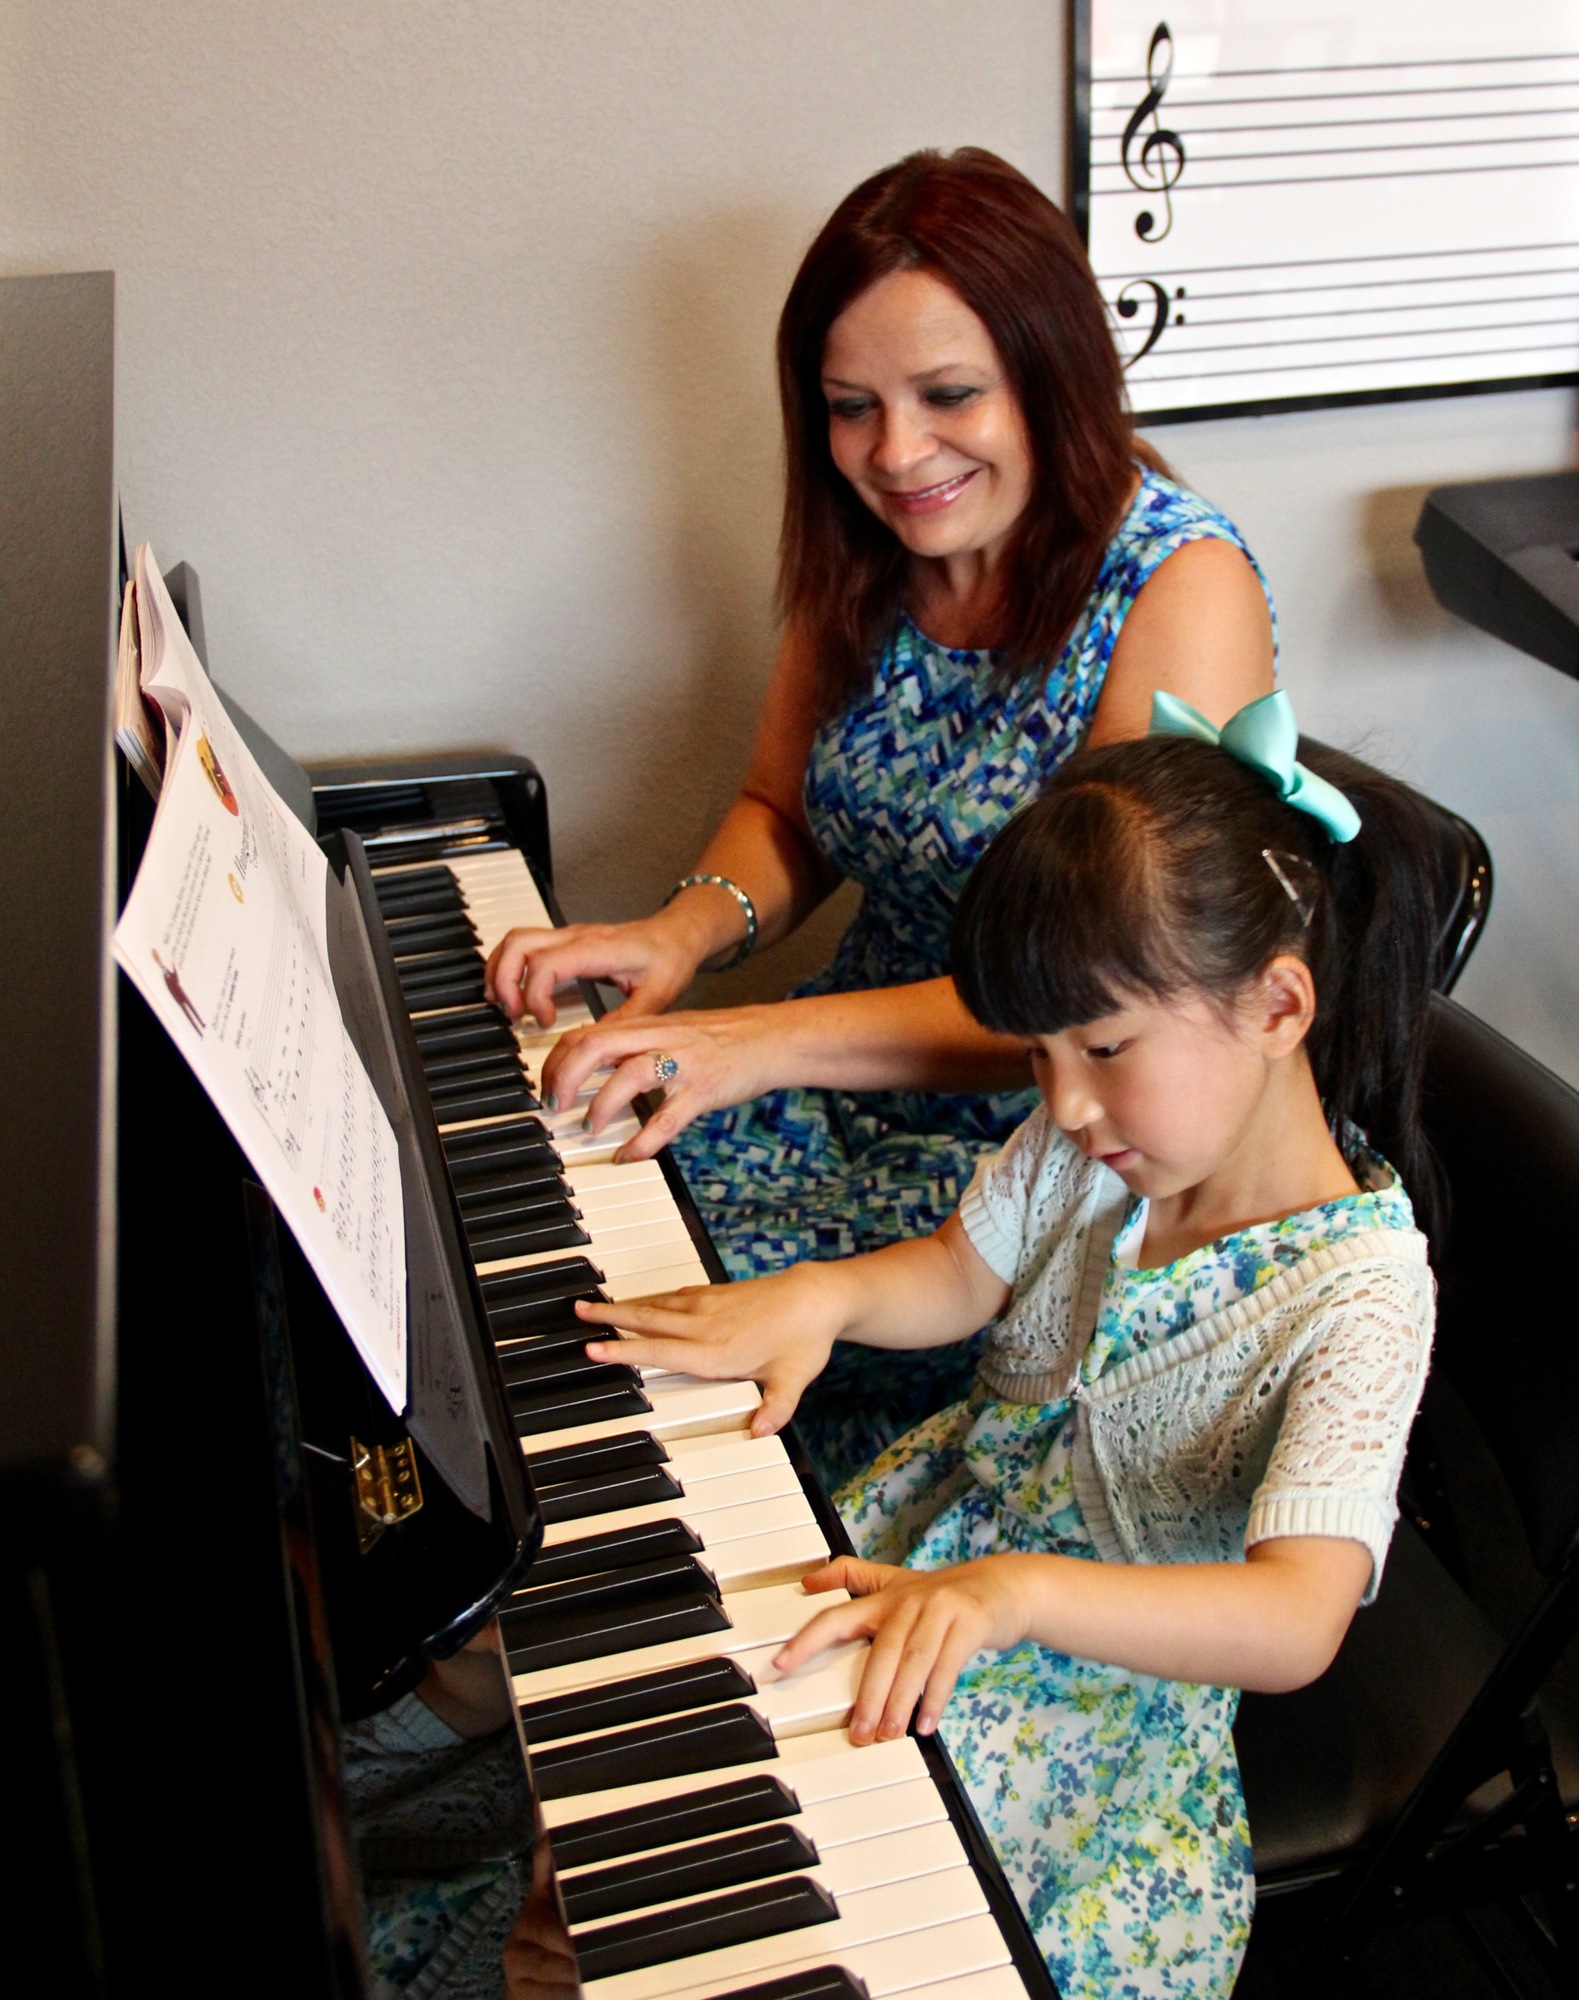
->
<box><xmin>838</xmin><ymin>1173</ymin><xmax>1414</xmax><ymax>2000</ymax></box>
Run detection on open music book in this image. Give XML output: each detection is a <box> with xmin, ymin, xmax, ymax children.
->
<box><xmin>112</xmin><ymin>547</ymin><xmax>408</xmax><ymax>1409</ymax></box>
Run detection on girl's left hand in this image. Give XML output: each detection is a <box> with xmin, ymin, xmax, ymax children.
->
<box><xmin>774</xmin><ymin>1553</ymin><xmax>1034</xmax><ymax>1744</ymax></box>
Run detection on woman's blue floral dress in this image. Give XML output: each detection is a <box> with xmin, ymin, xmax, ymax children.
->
<box><xmin>671</xmin><ymin>471</ymin><xmax>1274</xmax><ymax>1489</ymax></box>
<box><xmin>838</xmin><ymin>1174</ymin><xmax>1415</xmax><ymax>2000</ymax></box>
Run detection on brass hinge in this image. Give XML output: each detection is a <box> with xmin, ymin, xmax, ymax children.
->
<box><xmin>351</xmin><ymin>1435</ymin><xmax>423</xmax><ymax>1553</ymax></box>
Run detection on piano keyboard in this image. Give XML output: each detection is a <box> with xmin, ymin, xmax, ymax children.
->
<box><xmin>368</xmin><ymin>840</ymin><xmax>1039</xmax><ymax>2000</ymax></box>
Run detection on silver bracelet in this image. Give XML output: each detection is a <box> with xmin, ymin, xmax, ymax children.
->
<box><xmin>663</xmin><ymin>872</ymin><xmax>758</xmax><ymax>971</ymax></box>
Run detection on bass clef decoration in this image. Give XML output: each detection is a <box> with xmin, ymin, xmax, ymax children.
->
<box><xmin>1115</xmin><ymin>278</ymin><xmax>1186</xmax><ymax>366</ymax></box>
<box><xmin>1120</xmin><ymin>21</ymin><xmax>1187</xmax><ymax>243</ymax></box>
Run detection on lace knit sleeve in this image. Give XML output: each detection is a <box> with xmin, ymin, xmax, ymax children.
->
<box><xmin>957</xmin><ymin>1107</ymin><xmax>1067</xmax><ymax>1285</ymax></box>
<box><xmin>1245</xmin><ymin>1247</ymin><xmax>1435</xmax><ymax>1602</ymax></box>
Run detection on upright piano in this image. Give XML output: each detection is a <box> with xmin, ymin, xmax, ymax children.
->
<box><xmin>3</xmin><ymin>272</ymin><xmax>1055</xmax><ymax>1999</ymax></box>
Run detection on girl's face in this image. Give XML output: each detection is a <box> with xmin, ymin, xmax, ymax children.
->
<box><xmin>1028</xmin><ymin>984</ymin><xmax>1299</xmax><ymax>1201</ymax></box>
<box><xmin>821</xmin><ymin>267</ymin><xmax>1034</xmax><ymax>568</ymax></box>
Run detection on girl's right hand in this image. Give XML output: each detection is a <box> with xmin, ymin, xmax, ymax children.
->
<box><xmin>484</xmin><ymin>916</ymin><xmax>700</xmax><ymax>1028</ymax></box>
<box><xmin>576</xmin><ymin>1264</ymin><xmax>846</xmax><ymax>1435</ymax></box>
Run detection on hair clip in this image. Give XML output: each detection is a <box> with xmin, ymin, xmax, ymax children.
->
<box><xmin>1262</xmin><ymin>848</ymin><xmax>1318</xmax><ymax>927</ymax></box>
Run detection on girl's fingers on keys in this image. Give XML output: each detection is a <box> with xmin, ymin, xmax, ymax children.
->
<box><xmin>917</xmin><ymin>1627</ymin><xmax>981</xmax><ymax>1737</ymax></box>
<box><xmin>848</xmin><ymin>1599</ymin><xmax>922</xmax><ymax>1744</ymax></box>
<box><xmin>771</xmin><ymin>1595</ymin><xmax>876</xmax><ymax>1678</ymax></box>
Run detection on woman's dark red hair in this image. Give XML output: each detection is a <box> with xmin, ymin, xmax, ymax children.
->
<box><xmin>777</xmin><ymin>147</ymin><xmax>1150</xmax><ymax>715</ymax></box>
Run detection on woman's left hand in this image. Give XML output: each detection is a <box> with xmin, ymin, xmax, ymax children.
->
<box><xmin>774</xmin><ymin>1553</ymin><xmax>1034</xmax><ymax>1744</ymax></box>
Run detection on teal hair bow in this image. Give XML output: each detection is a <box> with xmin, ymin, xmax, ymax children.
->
<box><xmin>1149</xmin><ymin>690</ymin><xmax>1361</xmax><ymax>843</ymax></box>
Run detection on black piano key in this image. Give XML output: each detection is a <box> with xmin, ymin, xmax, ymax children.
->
<box><xmin>512</xmin><ymin>1374</ymin><xmax>651</xmax><ymax>1439</ymax></box>
<box><xmin>561</xmin><ymin>1822</ymin><xmax>819</xmax><ymax>1926</ymax></box>
<box><xmin>533</xmin><ymin>1703</ymin><xmax>779</xmax><ymax>1803</ymax></box>
<box><xmin>457</xmin><ymin>1165</ymin><xmax>570</xmax><ymax>1211</ymax></box>
<box><xmin>504</xmin><ymin>1588</ymin><xmax>729</xmax><ymax>1678</ymax></box>
<box><xmin>518</xmin><ymin>1653</ymin><xmax>754</xmax><ymax>1744</ymax></box>
<box><xmin>534</xmin><ymin>1462</ymin><xmax>685</xmax><ymax>1525</ymax></box>
<box><xmin>489</xmin><ymin>1293</ymin><xmax>606</xmax><ymax>1339</ymax></box>
<box><xmin>511</xmin><ymin>1550</ymin><xmax>715</xmax><ymax>1621</ymax></box>
<box><xmin>384</xmin><ymin>915</ymin><xmax>479</xmax><ymax>956</ymax></box>
<box><xmin>411</xmin><ymin>1003</ymin><xmax>511</xmax><ymax>1049</ymax></box>
<box><xmin>709</xmin><ymin>1972</ymin><xmax>869</xmax><ymax>2000</ymax></box>
<box><xmin>399</xmin><ymin>946</ymin><xmax>485</xmax><ymax>979</ymax></box>
<box><xmin>500</xmin><ymin>1348</ymin><xmax>626</xmax><ymax>1400</ymax></box>
<box><xmin>420</xmin><ymin>1044</ymin><xmax>526</xmax><ymax>1084</ymax></box>
<box><xmin>445</xmin><ymin>1116</ymin><xmax>560</xmax><ymax>1173</ymax></box>
<box><xmin>524</xmin><ymin>1431</ymin><xmax>670</xmax><ymax>1480</ymax></box>
<box><xmin>524</xmin><ymin>1517</ymin><xmax>705</xmax><ymax>1587</ymax></box>
<box><xmin>402</xmin><ymin>971</ymin><xmax>488</xmax><ymax>1012</ymax></box>
<box><xmin>432</xmin><ymin>1080</ymin><xmax>538</xmax><ymax>1124</ymax></box>
<box><xmin>572</xmin><ymin>1876</ymin><xmax>837</xmax><ymax>1982</ymax></box>
<box><xmin>375</xmin><ymin>869</ymin><xmax>462</xmax><ymax>912</ymax></box>
<box><xmin>459</xmin><ymin>1184</ymin><xmax>576</xmax><ymax>1230</ymax></box>
<box><xmin>481</xmin><ymin>1255</ymin><xmax>602</xmax><ymax>1299</ymax></box>
<box><xmin>496</xmin><ymin>1321</ymin><xmax>606</xmax><ymax>1360</ymax></box>
<box><xmin>468</xmin><ymin>1214</ymin><xmax>591</xmax><ymax>1261</ymax></box>
<box><xmin>551</xmin><ymin>1773</ymin><xmax>800</xmax><ymax>1870</ymax></box>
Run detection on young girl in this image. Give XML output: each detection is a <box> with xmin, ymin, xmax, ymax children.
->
<box><xmin>577</xmin><ymin>692</ymin><xmax>1441</xmax><ymax>1999</ymax></box>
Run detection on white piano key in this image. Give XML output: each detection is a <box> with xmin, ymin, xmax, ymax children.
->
<box><xmin>641</xmin><ymin>1919</ymin><xmax>1024</xmax><ymax>2000</ymax></box>
<box><xmin>552</xmin><ymin>1775</ymin><xmax>950</xmax><ymax>1892</ymax></box>
<box><xmin>538</xmin><ymin>1723</ymin><xmax>927</xmax><ymax>1834</ymax></box>
<box><xmin>578</xmin><ymin>1865</ymin><xmax>993</xmax><ymax>2000</ymax></box>
<box><xmin>744</xmin><ymin>1639</ymin><xmax>865</xmax><ymax>1737</ymax></box>
<box><xmin>567</xmin><ymin>1820</ymin><xmax>969</xmax><ymax>1938</ymax></box>
<box><xmin>516</xmin><ymin>1377</ymin><xmax>762</xmax><ymax>1459</ymax></box>
<box><xmin>512</xmin><ymin>1582</ymin><xmax>851</xmax><ymax>1706</ymax></box>
<box><xmin>667</xmin><ymin>1434</ymin><xmax>792</xmax><ymax>1483</ymax></box>
<box><xmin>538</xmin><ymin>1466</ymin><xmax>810</xmax><ymax>1547</ymax></box>
<box><xmin>700</xmin><ymin>1521</ymin><xmax>829</xmax><ymax>1591</ymax></box>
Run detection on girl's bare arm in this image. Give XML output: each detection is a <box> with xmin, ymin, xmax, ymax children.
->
<box><xmin>576</xmin><ymin>1212</ymin><xmax>1011</xmax><ymax>1433</ymax></box>
<box><xmin>774</xmin><ymin>1535</ymin><xmax>1373</xmax><ymax>1745</ymax></box>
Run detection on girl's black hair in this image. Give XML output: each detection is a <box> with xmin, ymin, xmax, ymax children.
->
<box><xmin>951</xmin><ymin>735</ymin><xmax>1449</xmax><ymax>1235</ymax></box>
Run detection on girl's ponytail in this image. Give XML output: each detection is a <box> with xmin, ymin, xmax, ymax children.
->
<box><xmin>1297</xmin><ymin>741</ymin><xmax>1450</xmax><ymax>1236</ymax></box>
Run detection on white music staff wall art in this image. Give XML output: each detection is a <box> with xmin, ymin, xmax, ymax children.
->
<box><xmin>1072</xmin><ymin>1</ymin><xmax>1579</xmax><ymax>419</ymax></box>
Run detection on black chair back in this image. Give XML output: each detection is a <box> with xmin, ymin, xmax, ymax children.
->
<box><xmin>1422</xmin><ymin>1000</ymin><xmax>1579</xmax><ymax>1578</ymax></box>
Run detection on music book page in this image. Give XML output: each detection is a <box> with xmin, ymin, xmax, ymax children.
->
<box><xmin>112</xmin><ymin>547</ymin><xmax>407</xmax><ymax>1410</ymax></box>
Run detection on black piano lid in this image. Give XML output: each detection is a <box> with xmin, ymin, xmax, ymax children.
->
<box><xmin>0</xmin><ymin>273</ymin><xmax>118</xmax><ymax>1499</ymax></box>
<box><xmin>1416</xmin><ymin>470</ymin><xmax>1579</xmax><ymax>680</ymax></box>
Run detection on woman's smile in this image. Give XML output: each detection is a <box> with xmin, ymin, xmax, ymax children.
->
<box><xmin>885</xmin><ymin>467</ymin><xmax>980</xmax><ymax>514</ymax></box>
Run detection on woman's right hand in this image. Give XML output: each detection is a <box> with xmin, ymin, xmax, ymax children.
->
<box><xmin>576</xmin><ymin>1262</ymin><xmax>847</xmax><ymax>1434</ymax></box>
<box><xmin>484</xmin><ymin>915</ymin><xmax>701</xmax><ymax>1028</ymax></box>
<box><xmin>540</xmin><ymin>1003</ymin><xmax>788</xmax><ymax>1161</ymax></box>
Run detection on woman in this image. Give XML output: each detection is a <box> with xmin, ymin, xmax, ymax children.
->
<box><xmin>486</xmin><ymin>147</ymin><xmax>1275</xmax><ymax>1489</ymax></box>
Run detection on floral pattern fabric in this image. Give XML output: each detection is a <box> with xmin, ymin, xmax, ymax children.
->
<box><xmin>836</xmin><ymin>1174</ymin><xmax>1413</xmax><ymax>2000</ymax></box>
<box><xmin>671</xmin><ymin>471</ymin><xmax>1273</xmax><ymax>1491</ymax></box>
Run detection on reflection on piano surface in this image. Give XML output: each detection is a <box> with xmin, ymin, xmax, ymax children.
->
<box><xmin>4</xmin><ymin>271</ymin><xmax>1054</xmax><ymax>2000</ymax></box>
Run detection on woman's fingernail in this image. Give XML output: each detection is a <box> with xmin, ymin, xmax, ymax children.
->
<box><xmin>850</xmin><ymin>1721</ymin><xmax>872</xmax><ymax>1745</ymax></box>
<box><xmin>917</xmin><ymin>1714</ymin><xmax>936</xmax><ymax>1736</ymax></box>
<box><xmin>543</xmin><ymin>1091</ymin><xmax>558</xmax><ymax>1112</ymax></box>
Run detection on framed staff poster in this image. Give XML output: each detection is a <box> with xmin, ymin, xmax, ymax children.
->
<box><xmin>1070</xmin><ymin>1</ymin><xmax>1579</xmax><ymax>420</ymax></box>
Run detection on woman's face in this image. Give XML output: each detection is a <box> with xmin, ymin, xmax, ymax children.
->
<box><xmin>822</xmin><ymin>267</ymin><xmax>1034</xmax><ymax>568</ymax></box>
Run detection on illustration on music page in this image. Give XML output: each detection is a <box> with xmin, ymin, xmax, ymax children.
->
<box><xmin>1079</xmin><ymin>1</ymin><xmax>1579</xmax><ymax>417</ymax></box>
<box><xmin>112</xmin><ymin>548</ymin><xmax>407</xmax><ymax>1412</ymax></box>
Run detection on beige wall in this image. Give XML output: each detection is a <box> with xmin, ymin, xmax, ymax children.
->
<box><xmin>5</xmin><ymin>2</ymin><xmax>1577</xmax><ymax>1078</ymax></box>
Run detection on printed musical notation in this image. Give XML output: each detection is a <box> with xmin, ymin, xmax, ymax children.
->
<box><xmin>1079</xmin><ymin>3</ymin><xmax>1579</xmax><ymax>417</ymax></box>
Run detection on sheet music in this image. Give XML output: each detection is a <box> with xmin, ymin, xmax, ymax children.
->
<box><xmin>1085</xmin><ymin>3</ymin><xmax>1579</xmax><ymax>416</ymax></box>
<box><xmin>113</xmin><ymin>550</ymin><xmax>407</xmax><ymax>1410</ymax></box>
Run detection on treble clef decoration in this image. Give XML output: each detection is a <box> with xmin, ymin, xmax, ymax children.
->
<box><xmin>1120</xmin><ymin>21</ymin><xmax>1186</xmax><ymax>243</ymax></box>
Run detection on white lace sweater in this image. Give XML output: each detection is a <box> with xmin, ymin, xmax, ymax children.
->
<box><xmin>957</xmin><ymin>1111</ymin><xmax>1435</xmax><ymax>1600</ymax></box>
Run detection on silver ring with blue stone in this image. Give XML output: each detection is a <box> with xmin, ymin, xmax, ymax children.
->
<box><xmin>652</xmin><ymin>1052</ymin><xmax>680</xmax><ymax>1087</ymax></box>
